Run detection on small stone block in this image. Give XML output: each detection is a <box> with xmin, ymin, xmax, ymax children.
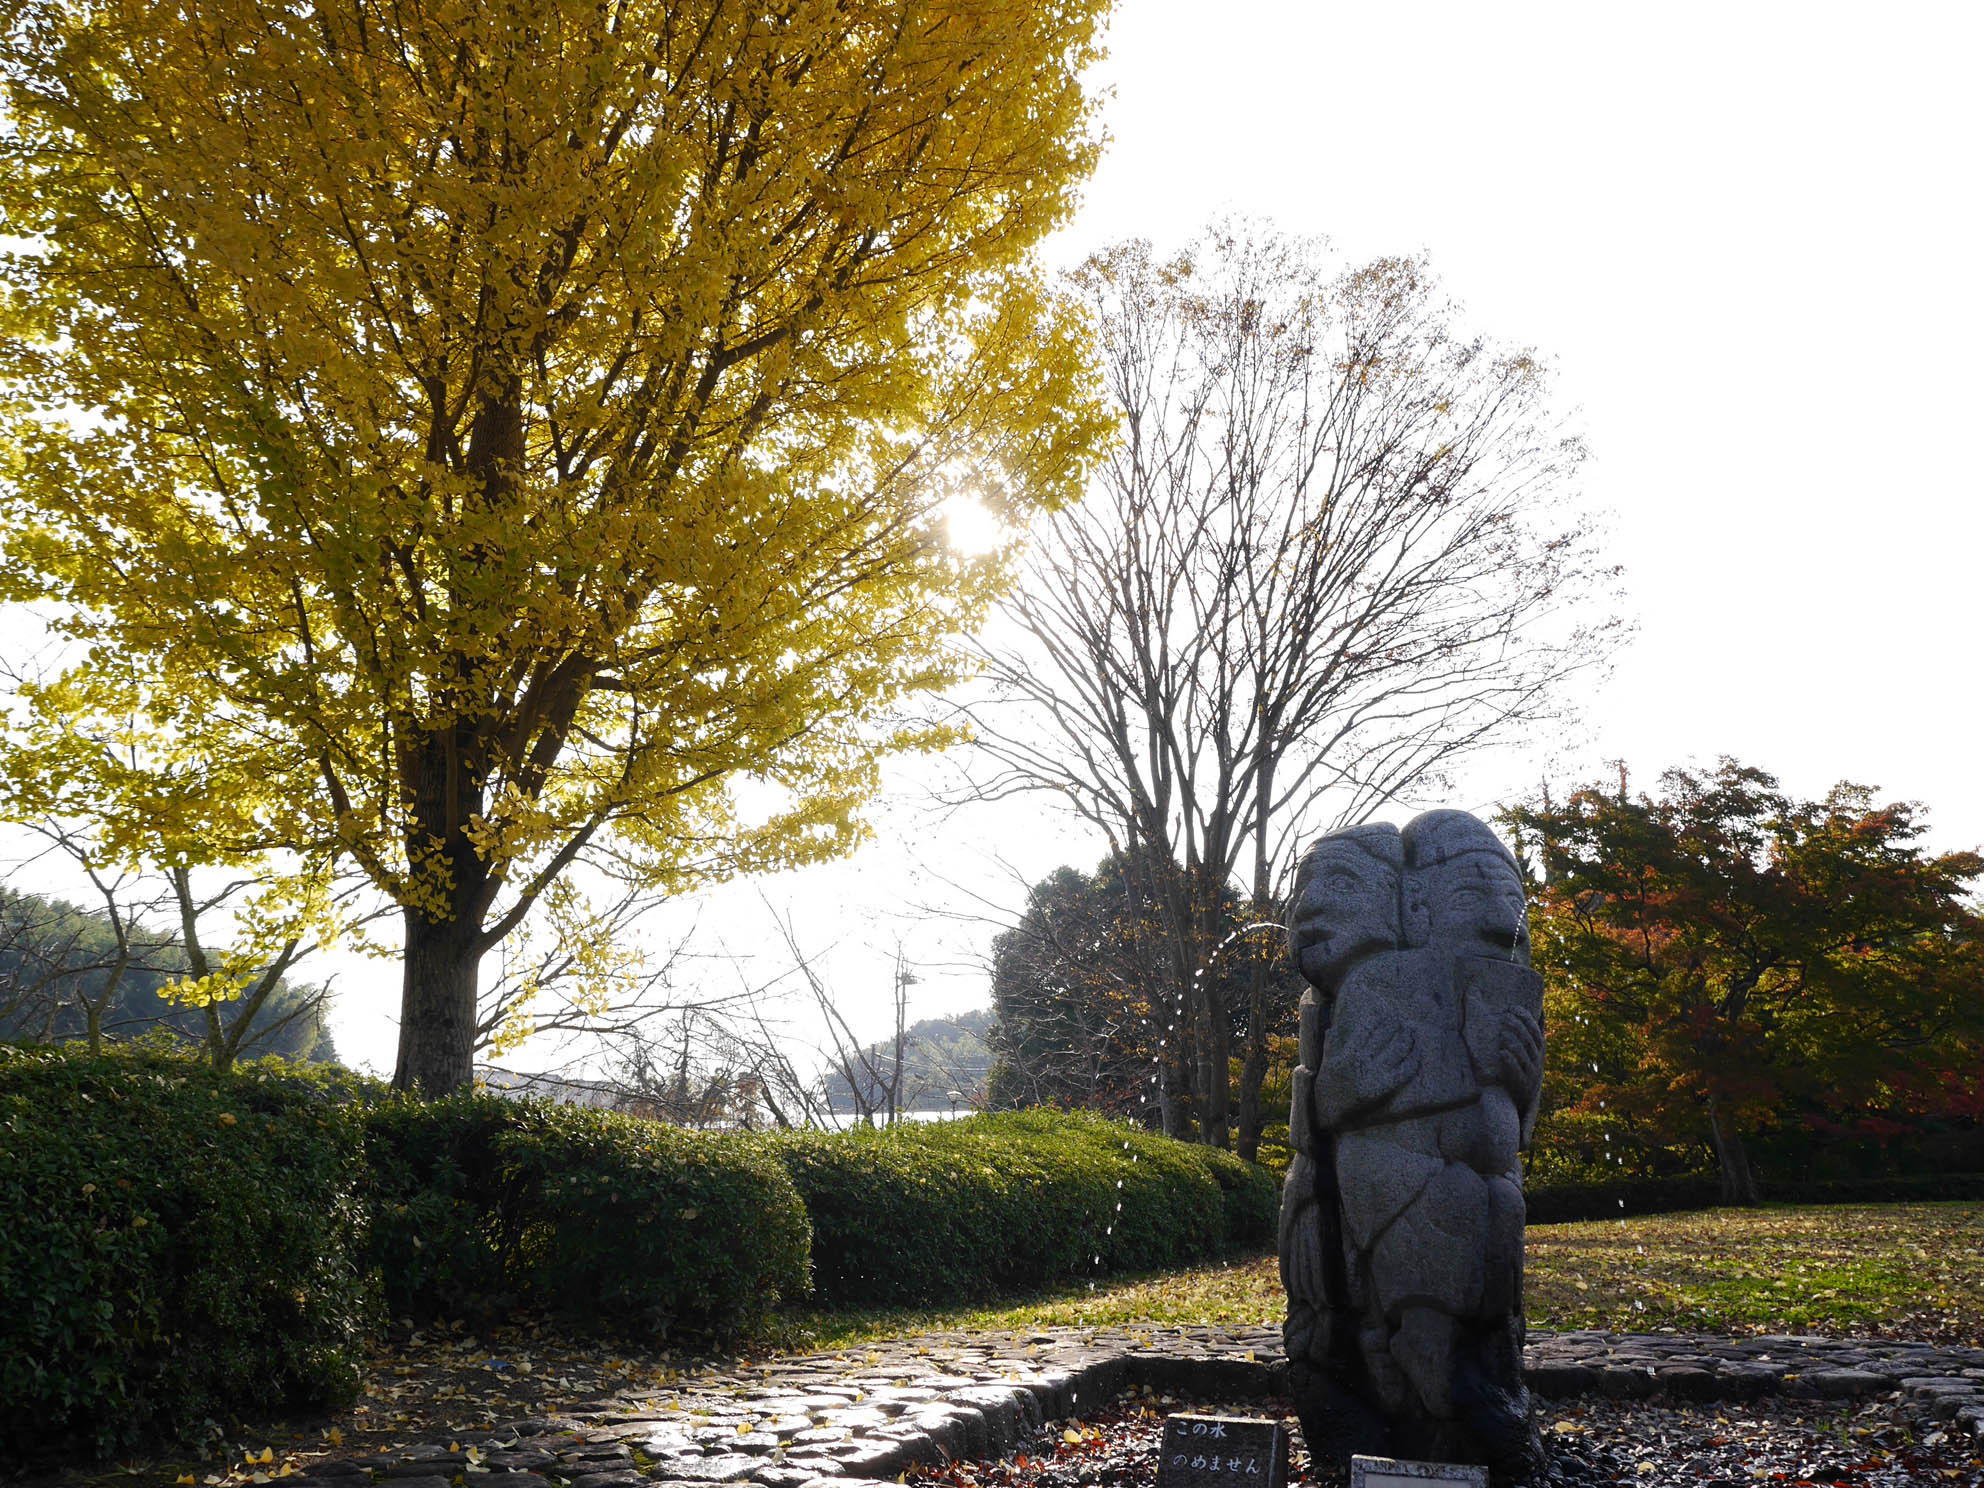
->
<box><xmin>1794</xmin><ymin>1369</ymin><xmax>1889</xmax><ymax>1399</ymax></box>
<box><xmin>1654</xmin><ymin>1365</ymin><xmax>1719</xmax><ymax>1401</ymax></box>
<box><xmin>488</xmin><ymin>1451</ymin><xmax>560</xmax><ymax>1472</ymax></box>
<box><xmin>1349</xmin><ymin>1457</ymin><xmax>1487</xmax><ymax>1488</ymax></box>
<box><xmin>1156</xmin><ymin>1414</ymin><xmax>1287</xmax><ymax>1488</ymax></box>
<box><xmin>661</xmin><ymin>1456</ymin><xmax>764</xmax><ymax>1483</ymax></box>
<box><xmin>568</xmin><ymin>1472</ymin><xmax>648</xmax><ymax>1488</ymax></box>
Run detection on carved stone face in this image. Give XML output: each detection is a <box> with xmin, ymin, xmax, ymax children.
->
<box><xmin>1423</xmin><ymin>852</ymin><xmax>1529</xmax><ymax>960</ymax></box>
<box><xmin>1290</xmin><ymin>842</ymin><xmax>1399</xmax><ymax>990</ymax></box>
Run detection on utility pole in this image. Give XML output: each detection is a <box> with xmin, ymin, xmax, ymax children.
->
<box><xmin>887</xmin><ymin>957</ymin><xmax>918</xmax><ymax>1126</ymax></box>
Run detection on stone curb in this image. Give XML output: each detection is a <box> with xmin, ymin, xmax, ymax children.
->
<box><xmin>305</xmin><ymin>1325</ymin><xmax>1984</xmax><ymax>1488</ymax></box>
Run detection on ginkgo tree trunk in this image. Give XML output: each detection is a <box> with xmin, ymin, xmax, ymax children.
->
<box><xmin>0</xmin><ymin>0</ymin><xmax>1114</xmax><ymax>1093</ymax></box>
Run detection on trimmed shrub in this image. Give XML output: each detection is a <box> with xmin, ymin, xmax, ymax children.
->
<box><xmin>1768</xmin><ymin>1172</ymin><xmax>1984</xmax><ymax>1205</ymax></box>
<box><xmin>1202</xmin><ymin>1142</ymin><xmax>1279</xmax><ymax>1251</ymax></box>
<box><xmin>1525</xmin><ymin>1175</ymin><xmax>1725</xmax><ymax>1224</ymax></box>
<box><xmin>0</xmin><ymin>1046</ymin><xmax>372</xmax><ymax>1461</ymax></box>
<box><xmin>361</xmin><ymin>1093</ymin><xmax>514</xmax><ymax>1322</ymax></box>
<box><xmin>364</xmin><ymin>1093</ymin><xmax>810</xmax><ymax>1343</ymax></box>
<box><xmin>1525</xmin><ymin>1170</ymin><xmax>1984</xmax><ymax>1225</ymax></box>
<box><xmin>771</xmin><ymin>1110</ymin><xmax>1277</xmax><ymax>1308</ymax></box>
<box><xmin>972</xmin><ymin>1109</ymin><xmax>1279</xmax><ymax>1255</ymax></box>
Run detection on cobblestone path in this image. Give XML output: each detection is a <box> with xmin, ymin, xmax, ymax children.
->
<box><xmin>285</xmin><ymin>1326</ymin><xmax>1984</xmax><ymax>1488</ymax></box>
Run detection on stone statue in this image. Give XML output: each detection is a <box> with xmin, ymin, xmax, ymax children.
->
<box><xmin>1279</xmin><ymin>811</ymin><xmax>1546</xmax><ymax>1484</ymax></box>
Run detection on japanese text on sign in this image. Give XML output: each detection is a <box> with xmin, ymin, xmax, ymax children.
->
<box><xmin>1156</xmin><ymin>1414</ymin><xmax>1288</xmax><ymax>1488</ymax></box>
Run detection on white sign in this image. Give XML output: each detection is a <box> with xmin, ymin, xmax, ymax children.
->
<box><xmin>1348</xmin><ymin>1455</ymin><xmax>1486</xmax><ymax>1488</ymax></box>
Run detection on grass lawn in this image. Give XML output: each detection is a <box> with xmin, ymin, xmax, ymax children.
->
<box><xmin>770</xmin><ymin>1202</ymin><xmax>1984</xmax><ymax>1351</ymax></box>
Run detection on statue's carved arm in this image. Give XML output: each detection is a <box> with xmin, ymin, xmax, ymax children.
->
<box><xmin>1313</xmin><ymin>1018</ymin><xmax>1419</xmax><ymax>1130</ymax></box>
<box><xmin>1482</xmin><ymin>1002</ymin><xmax>1545</xmax><ymax>1145</ymax></box>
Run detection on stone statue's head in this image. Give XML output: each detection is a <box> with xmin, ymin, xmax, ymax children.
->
<box><xmin>1402</xmin><ymin>809</ymin><xmax>1529</xmax><ymax>963</ymax></box>
<box><xmin>1288</xmin><ymin>822</ymin><xmax>1403</xmax><ymax>991</ymax></box>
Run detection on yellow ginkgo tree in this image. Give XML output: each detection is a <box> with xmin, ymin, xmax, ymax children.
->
<box><xmin>0</xmin><ymin>0</ymin><xmax>1115</xmax><ymax>1092</ymax></box>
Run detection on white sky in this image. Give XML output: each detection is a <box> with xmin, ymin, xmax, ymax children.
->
<box><xmin>11</xmin><ymin>2</ymin><xmax>1984</xmax><ymax>1077</ymax></box>
<box><xmin>1063</xmin><ymin>0</ymin><xmax>1982</xmax><ymax>824</ymax></box>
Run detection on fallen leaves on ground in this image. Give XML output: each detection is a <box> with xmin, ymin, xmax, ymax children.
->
<box><xmin>4</xmin><ymin>1317</ymin><xmax>696</xmax><ymax>1488</ymax></box>
<box><xmin>1525</xmin><ymin>1203</ymin><xmax>1984</xmax><ymax>1344</ymax></box>
<box><xmin>908</xmin><ymin>1391</ymin><xmax>1984</xmax><ymax>1488</ymax></box>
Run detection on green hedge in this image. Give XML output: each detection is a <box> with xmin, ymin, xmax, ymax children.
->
<box><xmin>0</xmin><ymin>1058</ymin><xmax>1276</xmax><ymax>1461</ymax></box>
<box><xmin>1525</xmin><ymin>1175</ymin><xmax>1726</xmax><ymax>1224</ymax></box>
<box><xmin>1525</xmin><ymin>1170</ymin><xmax>1984</xmax><ymax>1225</ymax></box>
<box><xmin>365</xmin><ymin>1093</ymin><xmax>811</xmax><ymax>1343</ymax></box>
<box><xmin>771</xmin><ymin>1110</ymin><xmax>1277</xmax><ymax>1308</ymax></box>
<box><xmin>1203</xmin><ymin>1138</ymin><xmax>1279</xmax><ymax>1250</ymax></box>
<box><xmin>1767</xmin><ymin>1172</ymin><xmax>1984</xmax><ymax>1205</ymax></box>
<box><xmin>0</xmin><ymin>1046</ymin><xmax>372</xmax><ymax>1461</ymax></box>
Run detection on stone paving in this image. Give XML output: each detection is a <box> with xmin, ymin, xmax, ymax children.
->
<box><xmin>286</xmin><ymin>1326</ymin><xmax>1984</xmax><ymax>1488</ymax></box>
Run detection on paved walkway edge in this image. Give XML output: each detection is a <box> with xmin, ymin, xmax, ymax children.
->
<box><xmin>294</xmin><ymin>1326</ymin><xmax>1984</xmax><ymax>1488</ymax></box>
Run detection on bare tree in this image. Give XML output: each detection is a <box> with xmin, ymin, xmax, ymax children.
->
<box><xmin>966</xmin><ymin>221</ymin><xmax>1622</xmax><ymax>1153</ymax></box>
<box><xmin>767</xmin><ymin>907</ymin><xmax>918</xmax><ymax>1128</ymax></box>
<box><xmin>727</xmin><ymin>986</ymin><xmax>841</xmax><ymax>1131</ymax></box>
<box><xmin>0</xmin><ymin>856</ymin><xmax>170</xmax><ymax>1051</ymax></box>
<box><xmin>598</xmin><ymin>1005</ymin><xmax>771</xmax><ymax>1128</ymax></box>
<box><xmin>473</xmin><ymin>880</ymin><xmax>714</xmax><ymax>1060</ymax></box>
<box><xmin>0</xmin><ymin>889</ymin><xmax>75</xmax><ymax>1040</ymax></box>
<box><xmin>0</xmin><ymin>825</ymin><xmax>343</xmax><ymax>1066</ymax></box>
<box><xmin>578</xmin><ymin>908</ymin><xmax>927</xmax><ymax>1132</ymax></box>
<box><xmin>166</xmin><ymin>864</ymin><xmax>332</xmax><ymax>1070</ymax></box>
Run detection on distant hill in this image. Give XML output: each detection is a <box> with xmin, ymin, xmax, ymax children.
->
<box><xmin>0</xmin><ymin>882</ymin><xmax>339</xmax><ymax>1063</ymax></box>
<box><xmin>823</xmin><ymin>1006</ymin><xmax>993</xmax><ymax>1114</ymax></box>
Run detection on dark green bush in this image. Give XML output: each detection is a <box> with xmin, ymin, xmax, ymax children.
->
<box><xmin>1525</xmin><ymin>1170</ymin><xmax>1984</xmax><ymax>1225</ymax></box>
<box><xmin>1767</xmin><ymin>1172</ymin><xmax>1984</xmax><ymax>1205</ymax></box>
<box><xmin>1525</xmin><ymin>1175</ymin><xmax>1726</xmax><ymax>1224</ymax></box>
<box><xmin>364</xmin><ymin>1093</ymin><xmax>810</xmax><ymax>1343</ymax></box>
<box><xmin>972</xmin><ymin>1109</ymin><xmax>1279</xmax><ymax>1255</ymax></box>
<box><xmin>361</xmin><ymin>1093</ymin><xmax>514</xmax><ymax>1321</ymax></box>
<box><xmin>1201</xmin><ymin>1141</ymin><xmax>1279</xmax><ymax>1250</ymax></box>
<box><xmin>1</xmin><ymin>1055</ymin><xmax>1284</xmax><ymax>1461</ymax></box>
<box><xmin>0</xmin><ymin>1046</ymin><xmax>372</xmax><ymax>1461</ymax></box>
<box><xmin>771</xmin><ymin>1110</ymin><xmax>1276</xmax><ymax>1308</ymax></box>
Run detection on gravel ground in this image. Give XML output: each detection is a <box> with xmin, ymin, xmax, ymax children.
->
<box><xmin>906</xmin><ymin>1389</ymin><xmax>1984</xmax><ymax>1488</ymax></box>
